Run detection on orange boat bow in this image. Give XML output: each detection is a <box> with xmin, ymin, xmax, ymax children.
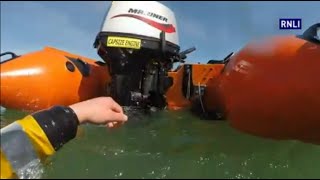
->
<box><xmin>0</xmin><ymin>47</ymin><xmax>110</xmax><ymax>112</ymax></box>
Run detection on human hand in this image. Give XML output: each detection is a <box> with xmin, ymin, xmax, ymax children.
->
<box><xmin>69</xmin><ymin>97</ymin><xmax>128</xmax><ymax>128</ymax></box>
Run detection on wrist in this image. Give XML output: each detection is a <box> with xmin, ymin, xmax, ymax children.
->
<box><xmin>69</xmin><ymin>104</ymin><xmax>87</xmax><ymax>124</ymax></box>
<box><xmin>61</xmin><ymin>106</ymin><xmax>80</xmax><ymax>125</ymax></box>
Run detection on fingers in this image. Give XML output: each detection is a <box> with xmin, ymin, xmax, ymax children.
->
<box><xmin>106</xmin><ymin>122</ymin><xmax>123</xmax><ymax>129</ymax></box>
<box><xmin>106</xmin><ymin>111</ymin><xmax>128</xmax><ymax>122</ymax></box>
<box><xmin>107</xmin><ymin>122</ymin><xmax>114</xmax><ymax>128</ymax></box>
<box><xmin>110</xmin><ymin>99</ymin><xmax>124</xmax><ymax>114</ymax></box>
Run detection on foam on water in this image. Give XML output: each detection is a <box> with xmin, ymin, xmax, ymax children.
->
<box><xmin>16</xmin><ymin>159</ymin><xmax>44</xmax><ymax>179</ymax></box>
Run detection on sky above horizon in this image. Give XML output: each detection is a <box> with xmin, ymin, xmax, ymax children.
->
<box><xmin>1</xmin><ymin>1</ymin><xmax>319</xmax><ymax>63</ymax></box>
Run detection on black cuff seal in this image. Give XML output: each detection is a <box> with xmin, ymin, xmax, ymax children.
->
<box><xmin>32</xmin><ymin>106</ymin><xmax>79</xmax><ymax>151</ymax></box>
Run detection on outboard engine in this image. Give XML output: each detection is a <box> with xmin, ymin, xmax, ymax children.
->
<box><xmin>94</xmin><ymin>1</ymin><xmax>181</xmax><ymax>109</ymax></box>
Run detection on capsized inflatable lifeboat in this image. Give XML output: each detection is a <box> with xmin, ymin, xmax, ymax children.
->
<box><xmin>1</xmin><ymin>1</ymin><xmax>319</xmax><ymax>144</ymax></box>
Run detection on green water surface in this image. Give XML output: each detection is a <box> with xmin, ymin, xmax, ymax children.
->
<box><xmin>1</xmin><ymin>108</ymin><xmax>320</xmax><ymax>179</ymax></box>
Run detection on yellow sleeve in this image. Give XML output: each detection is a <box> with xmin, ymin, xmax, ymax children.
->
<box><xmin>1</xmin><ymin>149</ymin><xmax>15</xmax><ymax>179</ymax></box>
<box><xmin>0</xmin><ymin>106</ymin><xmax>79</xmax><ymax>179</ymax></box>
<box><xmin>16</xmin><ymin>115</ymin><xmax>56</xmax><ymax>159</ymax></box>
<box><xmin>1</xmin><ymin>115</ymin><xmax>51</xmax><ymax>179</ymax></box>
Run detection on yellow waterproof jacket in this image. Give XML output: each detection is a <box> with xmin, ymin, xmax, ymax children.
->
<box><xmin>0</xmin><ymin>106</ymin><xmax>79</xmax><ymax>179</ymax></box>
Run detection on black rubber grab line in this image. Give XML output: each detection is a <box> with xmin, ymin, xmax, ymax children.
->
<box><xmin>0</xmin><ymin>52</ymin><xmax>20</xmax><ymax>64</ymax></box>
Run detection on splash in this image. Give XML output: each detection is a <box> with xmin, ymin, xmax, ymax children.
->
<box><xmin>16</xmin><ymin>159</ymin><xmax>44</xmax><ymax>179</ymax></box>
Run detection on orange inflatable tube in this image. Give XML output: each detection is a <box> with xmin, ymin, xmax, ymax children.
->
<box><xmin>217</xmin><ymin>33</ymin><xmax>320</xmax><ymax>144</ymax></box>
<box><xmin>1</xmin><ymin>47</ymin><xmax>110</xmax><ymax>112</ymax></box>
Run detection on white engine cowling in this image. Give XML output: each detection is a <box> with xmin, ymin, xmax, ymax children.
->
<box><xmin>94</xmin><ymin>1</ymin><xmax>180</xmax><ymax>59</ymax></box>
<box><xmin>101</xmin><ymin>1</ymin><xmax>179</xmax><ymax>46</ymax></box>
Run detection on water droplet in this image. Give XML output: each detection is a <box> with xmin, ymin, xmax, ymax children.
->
<box><xmin>217</xmin><ymin>162</ymin><xmax>224</xmax><ymax>166</ymax></box>
<box><xmin>269</xmin><ymin>163</ymin><xmax>273</xmax><ymax>168</ymax></box>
